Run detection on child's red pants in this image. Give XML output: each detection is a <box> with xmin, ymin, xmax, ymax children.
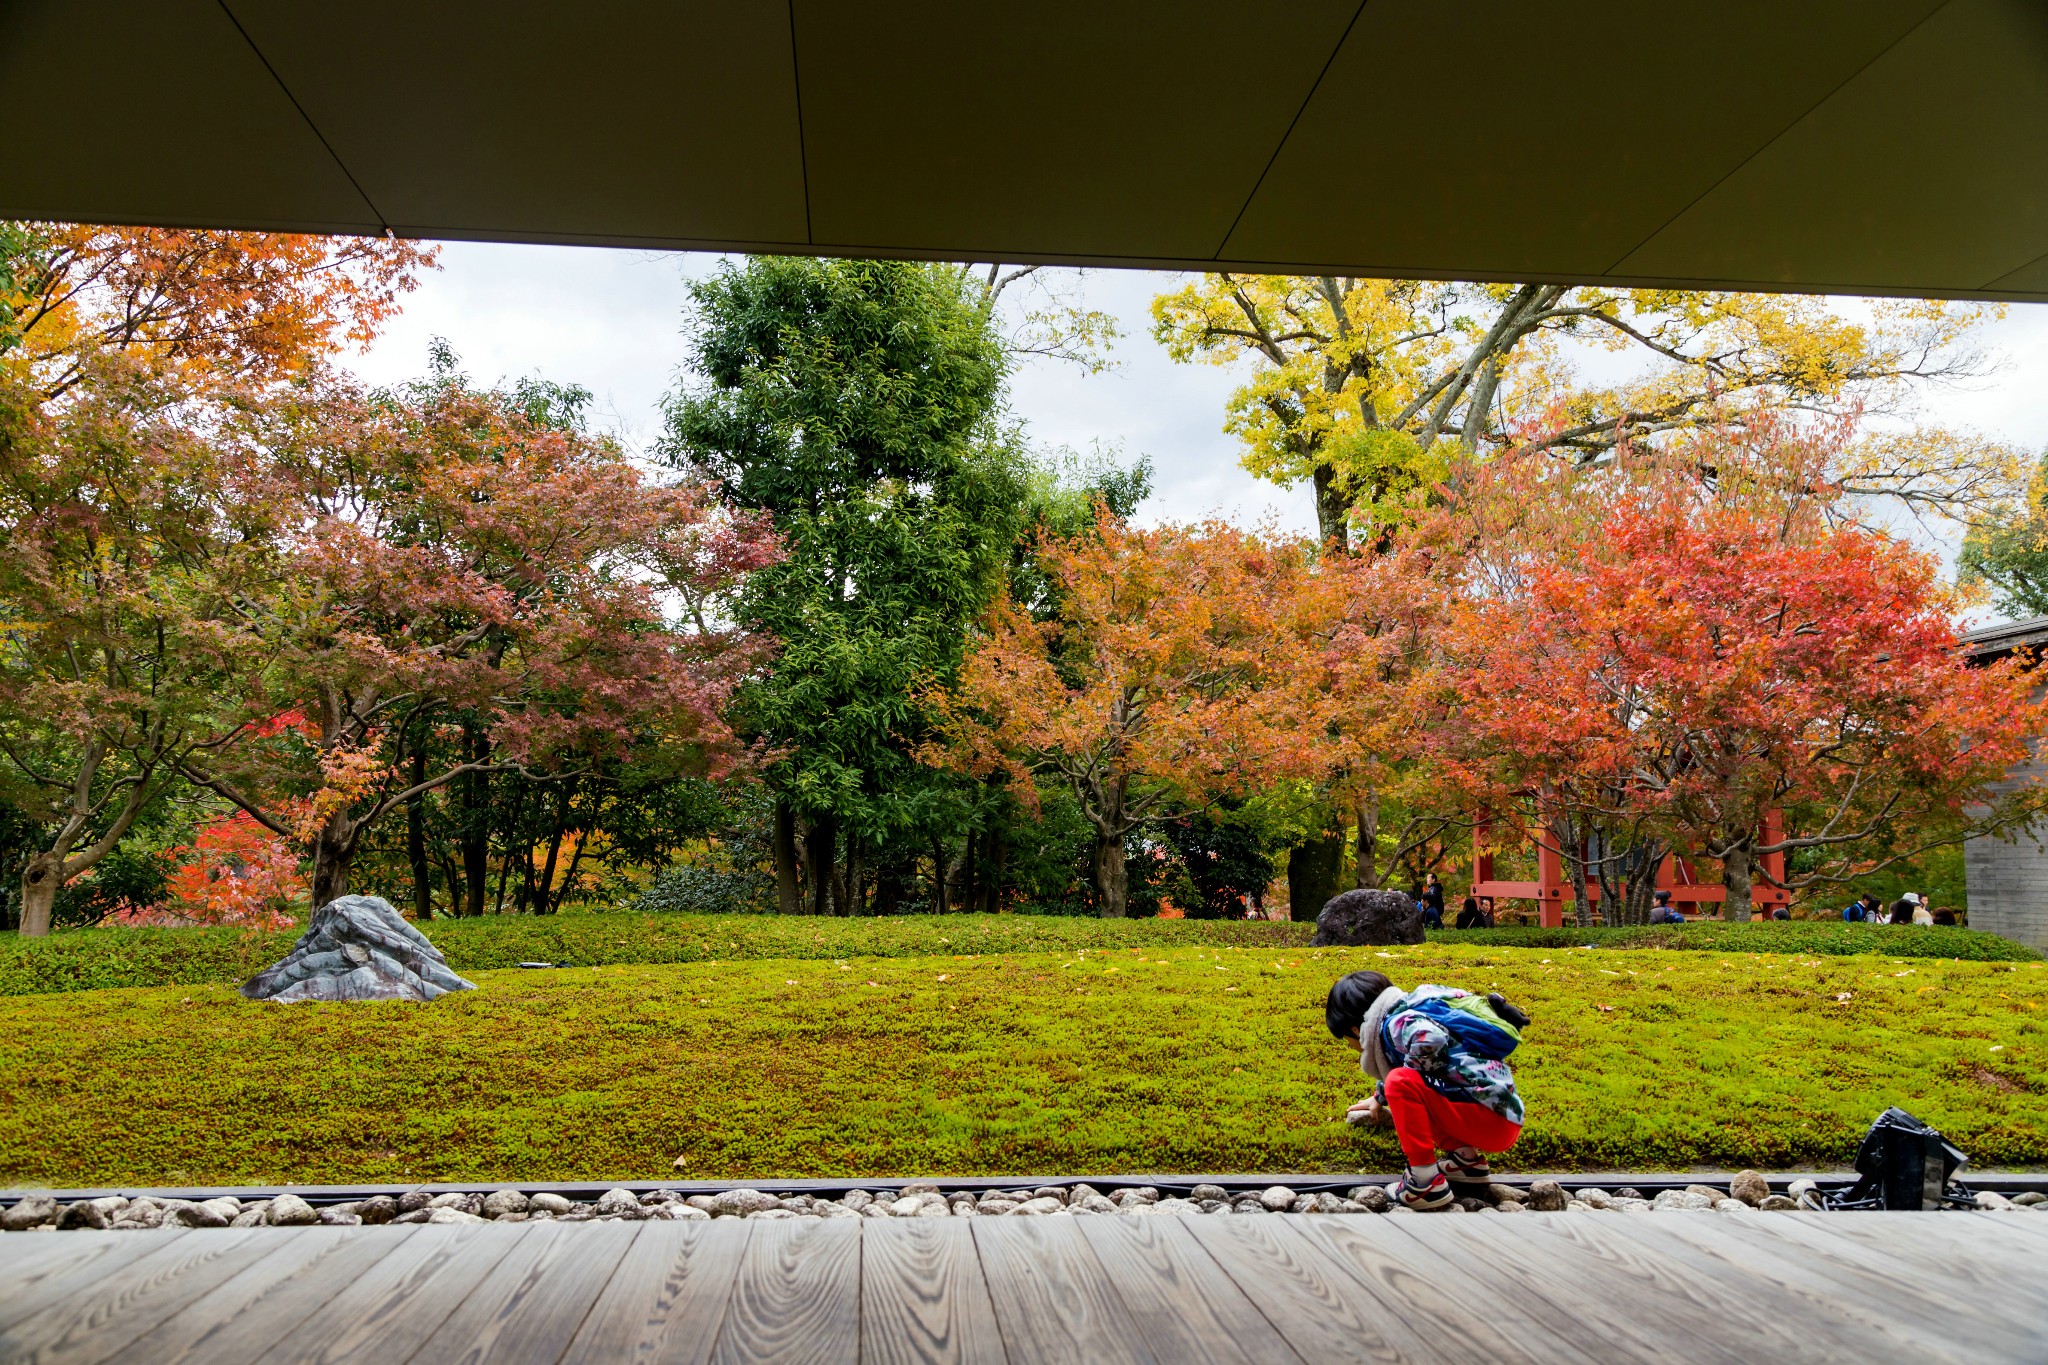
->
<box><xmin>1383</xmin><ymin>1066</ymin><xmax>1521</xmax><ymax>1166</ymax></box>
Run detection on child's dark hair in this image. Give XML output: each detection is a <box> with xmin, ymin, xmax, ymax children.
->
<box><xmin>1325</xmin><ymin>970</ymin><xmax>1394</xmax><ymax>1040</ymax></box>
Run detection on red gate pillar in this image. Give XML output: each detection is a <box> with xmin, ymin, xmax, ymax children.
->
<box><xmin>1537</xmin><ymin>831</ymin><xmax>1566</xmax><ymax>927</ymax></box>
<box><xmin>1757</xmin><ymin>810</ymin><xmax>1790</xmax><ymax>915</ymax></box>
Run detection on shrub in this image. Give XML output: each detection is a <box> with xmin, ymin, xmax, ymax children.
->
<box><xmin>635</xmin><ymin>863</ymin><xmax>772</xmax><ymax>916</ymax></box>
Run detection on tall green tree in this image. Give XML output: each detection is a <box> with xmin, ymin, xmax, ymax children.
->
<box><xmin>663</xmin><ymin>258</ymin><xmax>1029</xmax><ymax>914</ymax></box>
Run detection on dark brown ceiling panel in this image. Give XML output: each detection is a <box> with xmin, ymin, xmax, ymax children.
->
<box><xmin>1</xmin><ymin>0</ymin><xmax>2043</xmax><ymax>300</ymax></box>
<box><xmin>223</xmin><ymin>0</ymin><xmax>810</xmax><ymax>245</ymax></box>
<box><xmin>1220</xmin><ymin>0</ymin><xmax>1945</xmax><ymax>278</ymax></box>
<box><xmin>1614</xmin><ymin>0</ymin><xmax>2048</xmax><ymax>294</ymax></box>
<box><xmin>793</xmin><ymin>0</ymin><xmax>1359</xmax><ymax>259</ymax></box>
<box><xmin>0</xmin><ymin>0</ymin><xmax>381</xmax><ymax>232</ymax></box>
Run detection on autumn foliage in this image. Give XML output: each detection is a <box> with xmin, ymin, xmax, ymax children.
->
<box><xmin>930</xmin><ymin>514</ymin><xmax>1355</xmax><ymax>916</ymax></box>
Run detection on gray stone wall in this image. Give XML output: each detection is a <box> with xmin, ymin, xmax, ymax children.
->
<box><xmin>1965</xmin><ymin>714</ymin><xmax>2048</xmax><ymax>952</ymax></box>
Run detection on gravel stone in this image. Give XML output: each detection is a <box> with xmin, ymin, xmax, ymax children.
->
<box><xmin>428</xmin><ymin>1192</ymin><xmax>471</xmax><ymax>1210</ymax></box>
<box><xmin>229</xmin><ymin>1208</ymin><xmax>268</xmax><ymax>1228</ymax></box>
<box><xmin>481</xmin><ymin>1189</ymin><xmax>530</xmax><ymax>1218</ymax></box>
<box><xmin>712</xmin><ymin>1189</ymin><xmax>778</xmax><ymax>1218</ymax></box>
<box><xmin>58</xmin><ymin>1201</ymin><xmax>110</xmax><ymax>1230</ymax></box>
<box><xmin>320</xmin><ymin>1211</ymin><xmax>364</xmax><ymax>1225</ymax></box>
<box><xmin>2009</xmin><ymin>1191</ymin><xmax>2045</xmax><ymax>1206</ymax></box>
<box><xmin>397</xmin><ymin>1190</ymin><xmax>434</xmax><ymax>1214</ymax></box>
<box><xmin>3</xmin><ymin>1195</ymin><xmax>60</xmax><ymax>1230</ymax></box>
<box><xmin>427</xmin><ymin>1207</ymin><xmax>485</xmax><ymax>1224</ymax></box>
<box><xmin>1729</xmin><ymin>1170</ymin><xmax>1770</xmax><ymax>1206</ymax></box>
<box><xmin>841</xmin><ymin>1190</ymin><xmax>874</xmax><ymax>1212</ymax></box>
<box><xmin>1526</xmin><ymin>1180</ymin><xmax>1567</xmax><ymax>1212</ymax></box>
<box><xmin>269</xmin><ymin>1195</ymin><xmax>319</xmax><ymax>1226</ymax></box>
<box><xmin>1757</xmin><ymin>1195</ymin><xmax>1799</xmax><ymax>1211</ymax></box>
<box><xmin>1258</xmin><ymin>1186</ymin><xmax>1297</xmax><ymax>1212</ymax></box>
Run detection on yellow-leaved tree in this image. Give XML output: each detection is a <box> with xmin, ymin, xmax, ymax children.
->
<box><xmin>1151</xmin><ymin>277</ymin><xmax>2022</xmax><ymax>548</ymax></box>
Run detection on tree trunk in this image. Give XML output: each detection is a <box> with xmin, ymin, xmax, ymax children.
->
<box><xmin>1288</xmin><ymin>828</ymin><xmax>1344</xmax><ymax>922</ymax></box>
<box><xmin>460</xmin><ymin>732</ymin><xmax>490</xmax><ymax>917</ymax></box>
<box><xmin>1092</xmin><ymin>829</ymin><xmax>1128</xmax><ymax>918</ymax></box>
<box><xmin>1555</xmin><ymin>817</ymin><xmax>1594</xmax><ymax>929</ymax></box>
<box><xmin>805</xmin><ymin>815</ymin><xmax>835</xmax><ymax>916</ymax></box>
<box><xmin>551</xmin><ymin>832</ymin><xmax>588</xmax><ymax>914</ymax></box>
<box><xmin>930</xmin><ymin>836</ymin><xmax>949</xmax><ymax>914</ymax></box>
<box><xmin>18</xmin><ymin>856</ymin><xmax>59</xmax><ymax>937</ymax></box>
<box><xmin>981</xmin><ymin>827</ymin><xmax>1005</xmax><ymax>913</ymax></box>
<box><xmin>534</xmin><ymin>784</ymin><xmax>570</xmax><ymax>915</ymax></box>
<box><xmin>773</xmin><ymin>801</ymin><xmax>801</xmax><ymax>915</ymax></box>
<box><xmin>310</xmin><ymin>813</ymin><xmax>357</xmax><ymax>908</ymax></box>
<box><xmin>406</xmin><ymin>747</ymin><xmax>433</xmax><ymax>921</ymax></box>
<box><xmin>1721</xmin><ymin>841</ymin><xmax>1754</xmax><ymax>922</ymax></box>
<box><xmin>438</xmin><ymin>848</ymin><xmax>462</xmax><ymax>919</ymax></box>
<box><xmin>1353</xmin><ymin>792</ymin><xmax>1379</xmax><ymax>889</ymax></box>
<box><xmin>1312</xmin><ymin>462</ymin><xmax>1350</xmax><ymax>551</ymax></box>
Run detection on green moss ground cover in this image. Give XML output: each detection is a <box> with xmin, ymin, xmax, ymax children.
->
<box><xmin>0</xmin><ymin>914</ymin><xmax>2031</xmax><ymax>997</ymax></box>
<box><xmin>4</xmin><ymin>941</ymin><xmax>2042</xmax><ymax>1188</ymax></box>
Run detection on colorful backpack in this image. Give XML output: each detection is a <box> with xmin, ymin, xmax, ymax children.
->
<box><xmin>1391</xmin><ymin>991</ymin><xmax>1527</xmax><ymax>1060</ymax></box>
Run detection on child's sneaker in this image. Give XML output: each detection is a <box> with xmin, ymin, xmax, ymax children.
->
<box><xmin>1442</xmin><ymin>1149</ymin><xmax>1491</xmax><ymax>1194</ymax></box>
<box><xmin>1386</xmin><ymin>1171</ymin><xmax>1453</xmax><ymax>1211</ymax></box>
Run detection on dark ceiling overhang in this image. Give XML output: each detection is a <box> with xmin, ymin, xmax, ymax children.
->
<box><xmin>5</xmin><ymin>0</ymin><xmax>2046</xmax><ymax>300</ymax></box>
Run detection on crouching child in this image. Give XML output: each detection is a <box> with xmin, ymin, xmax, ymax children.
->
<box><xmin>1326</xmin><ymin>971</ymin><xmax>1530</xmax><ymax>1211</ymax></box>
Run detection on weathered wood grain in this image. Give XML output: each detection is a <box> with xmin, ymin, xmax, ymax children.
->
<box><xmin>1504</xmin><ymin>1213</ymin><xmax>1875</xmax><ymax>1365</ymax></box>
<box><xmin>707</xmin><ymin>1217</ymin><xmax>860</xmax><ymax>1365</ymax></box>
<box><xmin>1610</xmin><ymin>1213</ymin><xmax>1991</xmax><ymax>1363</ymax></box>
<box><xmin>971</xmin><ymin>1217</ymin><xmax>1157</xmax><ymax>1365</ymax></box>
<box><xmin>1376</xmin><ymin>1215</ymin><xmax>1661</xmax><ymax>1365</ymax></box>
<box><xmin>408</xmin><ymin>1221</ymin><xmax>639</xmax><ymax>1365</ymax></box>
<box><xmin>1178</xmin><ymin>1214</ymin><xmax>1420</xmax><ymax>1364</ymax></box>
<box><xmin>112</xmin><ymin>1227</ymin><xmax>410</xmax><ymax>1365</ymax></box>
<box><xmin>0</xmin><ymin>1230</ymin><xmax>192</xmax><ymax>1331</ymax></box>
<box><xmin>859</xmin><ymin>1218</ymin><xmax>1007</xmax><ymax>1365</ymax></box>
<box><xmin>1773</xmin><ymin>1211</ymin><xmax>2048</xmax><ymax>1318</ymax></box>
<box><xmin>1295</xmin><ymin>1212</ymin><xmax>1587</xmax><ymax>1365</ymax></box>
<box><xmin>245</xmin><ymin>1224</ymin><xmax>515</xmax><ymax>1365</ymax></box>
<box><xmin>560</xmin><ymin>1220</ymin><xmax>752</xmax><ymax>1365</ymax></box>
<box><xmin>1072</xmin><ymin>1215</ymin><xmax>1300</xmax><ymax>1365</ymax></box>
<box><xmin>2</xmin><ymin>1228</ymin><xmax>281</xmax><ymax>1365</ymax></box>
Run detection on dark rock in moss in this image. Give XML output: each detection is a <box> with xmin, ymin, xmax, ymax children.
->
<box><xmin>1311</xmin><ymin>889</ymin><xmax>1425</xmax><ymax>947</ymax></box>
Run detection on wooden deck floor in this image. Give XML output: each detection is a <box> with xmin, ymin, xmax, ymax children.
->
<box><xmin>3</xmin><ymin>1211</ymin><xmax>2044</xmax><ymax>1364</ymax></box>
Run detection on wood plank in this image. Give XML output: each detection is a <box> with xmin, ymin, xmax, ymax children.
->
<box><xmin>0</xmin><ymin>1230</ymin><xmax>191</xmax><ymax>1330</ymax></box>
<box><xmin>1966</xmin><ymin>1208</ymin><xmax>2048</xmax><ymax>1250</ymax></box>
<box><xmin>1296</xmin><ymin>1213</ymin><xmax>1603</xmax><ymax>1365</ymax></box>
<box><xmin>859</xmin><ymin>1218</ymin><xmax>1008</xmax><ymax>1365</ymax></box>
<box><xmin>2</xmin><ymin>1228</ymin><xmax>283</xmax><ymax>1365</ymax></box>
<box><xmin>405</xmin><ymin>1220</ymin><xmax>639</xmax><ymax>1365</ymax></box>
<box><xmin>1374</xmin><ymin>1215</ymin><xmax>1662</xmax><ymax>1365</ymax></box>
<box><xmin>707</xmin><ymin>1216</ymin><xmax>860</xmax><ymax>1365</ymax></box>
<box><xmin>971</xmin><ymin>1217</ymin><xmax>1158</xmax><ymax>1365</ymax></box>
<box><xmin>1074</xmin><ymin>1215</ymin><xmax>1301</xmax><ymax>1365</ymax></box>
<box><xmin>1770</xmin><ymin>1212</ymin><xmax>2048</xmax><ymax>1318</ymax></box>
<box><xmin>1177</xmin><ymin>1214</ymin><xmax>1421</xmax><ymax>1364</ymax></box>
<box><xmin>1438</xmin><ymin>1213</ymin><xmax>1809</xmax><ymax>1365</ymax></box>
<box><xmin>561</xmin><ymin>1220</ymin><xmax>751</xmax><ymax>1365</ymax></box>
<box><xmin>246</xmin><ymin>1223</ymin><xmax>517</xmax><ymax>1365</ymax></box>
<box><xmin>1605</xmin><ymin>1212</ymin><xmax>1997</xmax><ymax>1363</ymax></box>
<box><xmin>116</xmin><ymin>1227</ymin><xmax>417</xmax><ymax>1365</ymax></box>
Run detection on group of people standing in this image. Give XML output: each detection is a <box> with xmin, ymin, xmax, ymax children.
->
<box><xmin>1841</xmin><ymin>891</ymin><xmax>1956</xmax><ymax>925</ymax></box>
<box><xmin>1417</xmin><ymin>875</ymin><xmax>1499</xmax><ymax>930</ymax></box>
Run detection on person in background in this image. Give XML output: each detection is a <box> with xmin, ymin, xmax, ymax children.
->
<box><xmin>1771</xmin><ymin>905</ymin><xmax>1791</xmax><ymax>920</ymax></box>
<box><xmin>1911</xmin><ymin>894</ymin><xmax>1934</xmax><ymax>926</ymax></box>
<box><xmin>1478</xmin><ymin>896</ymin><xmax>1497</xmax><ymax>927</ymax></box>
<box><xmin>1932</xmin><ymin>906</ymin><xmax>1958</xmax><ymax>926</ymax></box>
<box><xmin>1650</xmin><ymin>890</ymin><xmax>1684</xmax><ymax>924</ymax></box>
<box><xmin>1842</xmin><ymin>892</ymin><xmax>1880</xmax><ymax>922</ymax></box>
<box><xmin>1420</xmin><ymin>873</ymin><xmax>1447</xmax><ymax>928</ymax></box>
<box><xmin>1886</xmin><ymin>897</ymin><xmax>1916</xmax><ymax>924</ymax></box>
<box><xmin>1454</xmin><ymin>896</ymin><xmax>1487</xmax><ymax>930</ymax></box>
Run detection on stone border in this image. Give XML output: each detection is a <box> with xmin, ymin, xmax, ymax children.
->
<box><xmin>6</xmin><ymin>1172</ymin><xmax>2045</xmax><ymax>1230</ymax></box>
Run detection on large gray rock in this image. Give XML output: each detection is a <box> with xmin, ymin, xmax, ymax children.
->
<box><xmin>1310</xmin><ymin>889</ymin><xmax>1426</xmax><ymax>947</ymax></box>
<box><xmin>242</xmin><ymin>896</ymin><xmax>475</xmax><ymax>1003</ymax></box>
<box><xmin>2</xmin><ymin>1194</ymin><xmax>59</xmax><ymax>1229</ymax></box>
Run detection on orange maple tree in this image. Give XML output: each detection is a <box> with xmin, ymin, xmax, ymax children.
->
<box><xmin>928</xmin><ymin>515</ymin><xmax>1356</xmax><ymax>917</ymax></box>
<box><xmin>1440</xmin><ymin>487</ymin><xmax>2047</xmax><ymax>921</ymax></box>
<box><xmin>3</xmin><ymin>223</ymin><xmax>435</xmax><ymax>398</ymax></box>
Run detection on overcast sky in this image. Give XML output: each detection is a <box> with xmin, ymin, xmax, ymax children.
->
<box><xmin>346</xmin><ymin>242</ymin><xmax>2048</xmax><ymax>618</ymax></box>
